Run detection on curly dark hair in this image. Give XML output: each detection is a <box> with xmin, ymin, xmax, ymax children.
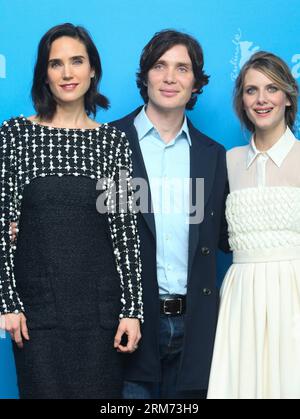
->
<box><xmin>136</xmin><ymin>29</ymin><xmax>209</xmax><ymax>110</ymax></box>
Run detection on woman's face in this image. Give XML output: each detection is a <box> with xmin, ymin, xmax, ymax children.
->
<box><xmin>46</xmin><ymin>36</ymin><xmax>95</xmax><ymax>106</ymax></box>
<box><xmin>242</xmin><ymin>68</ymin><xmax>290</xmax><ymax>135</ymax></box>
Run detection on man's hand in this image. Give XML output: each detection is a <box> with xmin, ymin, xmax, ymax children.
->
<box><xmin>1</xmin><ymin>313</ymin><xmax>29</xmax><ymax>349</ymax></box>
<box><xmin>114</xmin><ymin>318</ymin><xmax>141</xmax><ymax>353</ymax></box>
<box><xmin>10</xmin><ymin>222</ymin><xmax>18</xmax><ymax>243</ymax></box>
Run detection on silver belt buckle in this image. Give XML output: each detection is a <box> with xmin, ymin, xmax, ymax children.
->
<box><xmin>163</xmin><ymin>298</ymin><xmax>182</xmax><ymax>315</ymax></box>
<box><xmin>176</xmin><ymin>298</ymin><xmax>183</xmax><ymax>314</ymax></box>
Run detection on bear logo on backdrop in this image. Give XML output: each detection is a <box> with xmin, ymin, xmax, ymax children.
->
<box><xmin>0</xmin><ymin>54</ymin><xmax>6</xmax><ymax>79</ymax></box>
<box><xmin>230</xmin><ymin>30</ymin><xmax>300</xmax><ymax>137</ymax></box>
<box><xmin>292</xmin><ymin>54</ymin><xmax>300</xmax><ymax>79</ymax></box>
<box><xmin>230</xmin><ymin>28</ymin><xmax>260</xmax><ymax>81</ymax></box>
<box><xmin>291</xmin><ymin>54</ymin><xmax>300</xmax><ymax>138</ymax></box>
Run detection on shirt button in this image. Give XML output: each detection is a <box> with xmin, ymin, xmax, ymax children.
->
<box><xmin>203</xmin><ymin>288</ymin><xmax>212</xmax><ymax>296</ymax></box>
<box><xmin>210</xmin><ymin>210</ymin><xmax>214</xmax><ymax>217</ymax></box>
<box><xmin>167</xmin><ymin>265</ymin><xmax>172</xmax><ymax>271</ymax></box>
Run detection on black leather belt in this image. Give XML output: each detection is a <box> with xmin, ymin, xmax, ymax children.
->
<box><xmin>159</xmin><ymin>295</ymin><xmax>186</xmax><ymax>315</ymax></box>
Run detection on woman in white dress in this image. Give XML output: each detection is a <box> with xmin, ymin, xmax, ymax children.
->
<box><xmin>207</xmin><ymin>51</ymin><xmax>300</xmax><ymax>399</ymax></box>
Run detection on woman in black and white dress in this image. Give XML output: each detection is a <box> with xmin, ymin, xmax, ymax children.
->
<box><xmin>0</xmin><ymin>23</ymin><xmax>143</xmax><ymax>399</ymax></box>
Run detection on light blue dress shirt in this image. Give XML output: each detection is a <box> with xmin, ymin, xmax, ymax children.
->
<box><xmin>134</xmin><ymin>107</ymin><xmax>191</xmax><ymax>296</ymax></box>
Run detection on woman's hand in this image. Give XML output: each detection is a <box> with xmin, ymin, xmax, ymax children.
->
<box><xmin>114</xmin><ymin>318</ymin><xmax>141</xmax><ymax>353</ymax></box>
<box><xmin>2</xmin><ymin>313</ymin><xmax>29</xmax><ymax>348</ymax></box>
<box><xmin>10</xmin><ymin>222</ymin><xmax>18</xmax><ymax>242</ymax></box>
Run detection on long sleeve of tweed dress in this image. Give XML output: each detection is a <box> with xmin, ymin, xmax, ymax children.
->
<box><xmin>105</xmin><ymin>137</ymin><xmax>143</xmax><ymax>321</ymax></box>
<box><xmin>0</xmin><ymin>123</ymin><xmax>24</xmax><ymax>314</ymax></box>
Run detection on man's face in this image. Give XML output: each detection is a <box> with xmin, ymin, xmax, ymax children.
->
<box><xmin>146</xmin><ymin>44</ymin><xmax>197</xmax><ymax>113</ymax></box>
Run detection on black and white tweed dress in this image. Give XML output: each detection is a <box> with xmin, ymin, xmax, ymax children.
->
<box><xmin>0</xmin><ymin>116</ymin><xmax>143</xmax><ymax>399</ymax></box>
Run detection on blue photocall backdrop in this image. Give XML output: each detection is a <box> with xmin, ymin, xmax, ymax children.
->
<box><xmin>0</xmin><ymin>0</ymin><xmax>299</xmax><ymax>398</ymax></box>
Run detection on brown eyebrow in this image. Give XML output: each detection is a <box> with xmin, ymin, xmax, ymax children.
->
<box><xmin>176</xmin><ymin>62</ymin><xmax>192</xmax><ymax>68</ymax></box>
<box><xmin>153</xmin><ymin>59</ymin><xmax>192</xmax><ymax>68</ymax></box>
<box><xmin>48</xmin><ymin>55</ymin><xmax>86</xmax><ymax>64</ymax></box>
<box><xmin>244</xmin><ymin>83</ymin><xmax>278</xmax><ymax>89</ymax></box>
<box><xmin>70</xmin><ymin>55</ymin><xmax>86</xmax><ymax>61</ymax></box>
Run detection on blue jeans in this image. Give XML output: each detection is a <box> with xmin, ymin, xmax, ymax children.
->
<box><xmin>123</xmin><ymin>314</ymin><xmax>206</xmax><ymax>399</ymax></box>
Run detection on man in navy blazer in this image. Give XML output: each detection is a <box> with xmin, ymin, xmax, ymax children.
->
<box><xmin>112</xmin><ymin>29</ymin><xmax>229</xmax><ymax>399</ymax></box>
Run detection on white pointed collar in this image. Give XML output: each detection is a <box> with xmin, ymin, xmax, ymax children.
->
<box><xmin>247</xmin><ymin>127</ymin><xmax>296</xmax><ymax>169</ymax></box>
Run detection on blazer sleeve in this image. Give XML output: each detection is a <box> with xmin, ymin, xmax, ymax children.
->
<box><xmin>218</xmin><ymin>146</ymin><xmax>230</xmax><ymax>253</ymax></box>
<box><xmin>0</xmin><ymin>121</ymin><xmax>24</xmax><ymax>314</ymax></box>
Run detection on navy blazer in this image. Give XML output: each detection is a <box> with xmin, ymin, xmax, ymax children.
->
<box><xmin>111</xmin><ymin>107</ymin><xmax>229</xmax><ymax>391</ymax></box>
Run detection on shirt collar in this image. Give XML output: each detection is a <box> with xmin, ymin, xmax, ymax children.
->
<box><xmin>134</xmin><ymin>106</ymin><xmax>192</xmax><ymax>146</ymax></box>
<box><xmin>247</xmin><ymin>126</ymin><xmax>296</xmax><ymax>168</ymax></box>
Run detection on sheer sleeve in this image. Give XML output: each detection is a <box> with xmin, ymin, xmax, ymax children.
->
<box><xmin>0</xmin><ymin>121</ymin><xmax>24</xmax><ymax>314</ymax></box>
<box><xmin>105</xmin><ymin>131</ymin><xmax>143</xmax><ymax>322</ymax></box>
<box><xmin>267</xmin><ymin>141</ymin><xmax>300</xmax><ymax>187</ymax></box>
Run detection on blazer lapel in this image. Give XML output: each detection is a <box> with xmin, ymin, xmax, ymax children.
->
<box><xmin>121</xmin><ymin>115</ymin><xmax>156</xmax><ymax>239</ymax></box>
<box><xmin>187</xmin><ymin>123</ymin><xmax>218</xmax><ymax>280</ymax></box>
